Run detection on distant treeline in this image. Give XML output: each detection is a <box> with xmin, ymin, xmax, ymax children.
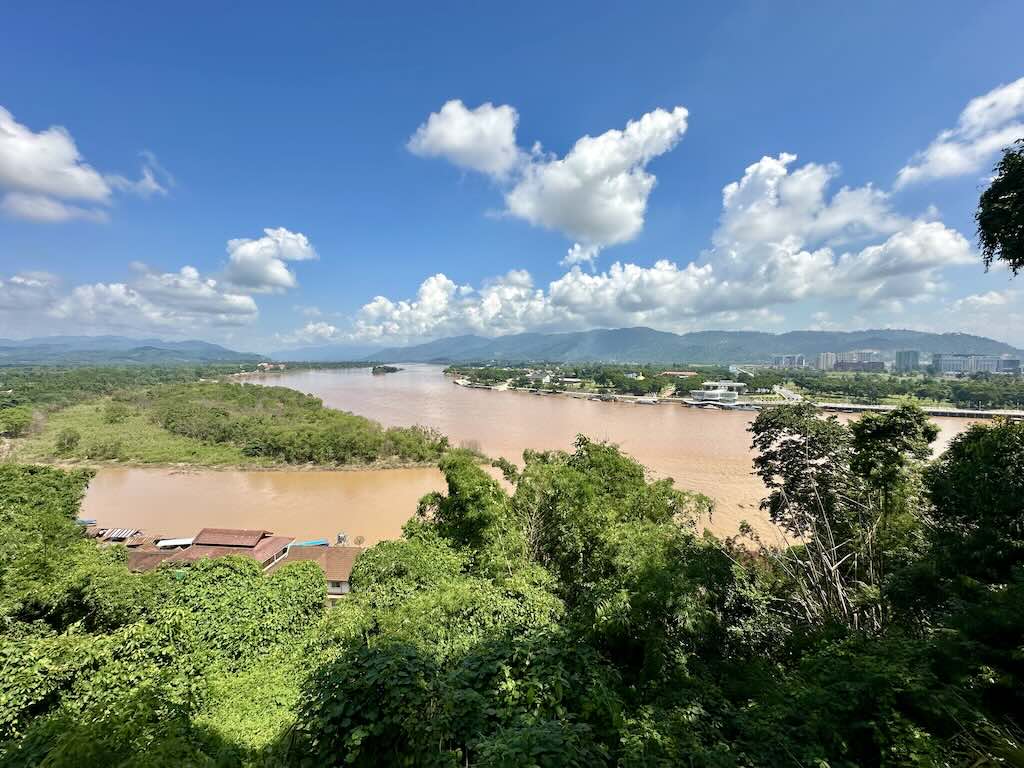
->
<box><xmin>147</xmin><ymin>382</ymin><xmax>448</xmax><ymax>465</ymax></box>
<box><xmin>0</xmin><ymin>364</ymin><xmax>251</xmax><ymax>412</ymax></box>
<box><xmin>746</xmin><ymin>369</ymin><xmax>1024</xmax><ymax>408</ymax></box>
<box><xmin>446</xmin><ymin>363</ymin><xmax>731</xmax><ymax>396</ymax></box>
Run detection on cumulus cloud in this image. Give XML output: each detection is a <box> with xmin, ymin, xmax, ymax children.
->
<box><xmin>0</xmin><ymin>192</ymin><xmax>108</xmax><ymax>223</ymax></box>
<box><xmin>349</xmin><ymin>150</ymin><xmax>979</xmax><ymax>343</ymax></box>
<box><xmin>407</xmin><ymin>100</ymin><xmax>522</xmax><ymax>177</ymax></box>
<box><xmin>410</xmin><ymin>102</ymin><xmax>689</xmax><ymax>257</ymax></box>
<box><xmin>276</xmin><ymin>321</ymin><xmax>344</xmax><ymax>345</ymax></box>
<box><xmin>40</xmin><ymin>262</ymin><xmax>257</xmax><ymax>335</ymax></box>
<box><xmin>561</xmin><ymin>243</ymin><xmax>601</xmax><ymax>269</ymax></box>
<box><xmin>505</xmin><ymin>106</ymin><xmax>689</xmax><ymax>250</ymax></box>
<box><xmin>895</xmin><ymin>77</ymin><xmax>1024</xmax><ymax>188</ymax></box>
<box><xmin>0</xmin><ymin>272</ymin><xmax>59</xmax><ymax>311</ymax></box>
<box><xmin>223</xmin><ymin>227</ymin><xmax>318</xmax><ymax>292</ymax></box>
<box><xmin>0</xmin><ymin>106</ymin><xmax>170</xmax><ymax>221</ymax></box>
<box><xmin>941</xmin><ymin>289</ymin><xmax>1024</xmax><ymax>347</ymax></box>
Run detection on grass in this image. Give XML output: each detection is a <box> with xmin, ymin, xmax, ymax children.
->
<box><xmin>11</xmin><ymin>398</ymin><xmax>272</xmax><ymax>467</ymax></box>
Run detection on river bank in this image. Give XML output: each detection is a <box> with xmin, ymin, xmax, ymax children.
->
<box><xmin>451</xmin><ymin>378</ymin><xmax>1024</xmax><ymax>419</ymax></box>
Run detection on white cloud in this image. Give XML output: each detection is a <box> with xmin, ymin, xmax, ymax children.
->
<box><xmin>47</xmin><ymin>263</ymin><xmax>258</xmax><ymax>333</ymax></box>
<box><xmin>942</xmin><ymin>289</ymin><xmax>1024</xmax><ymax>347</ymax></box>
<box><xmin>410</xmin><ymin>102</ymin><xmax>689</xmax><ymax>257</ymax></box>
<box><xmin>407</xmin><ymin>100</ymin><xmax>522</xmax><ymax>178</ymax></box>
<box><xmin>133</xmin><ymin>265</ymin><xmax>258</xmax><ymax>319</ymax></box>
<box><xmin>0</xmin><ymin>106</ymin><xmax>170</xmax><ymax>222</ymax></box>
<box><xmin>349</xmin><ymin>150</ymin><xmax>981</xmax><ymax>343</ymax></box>
<box><xmin>223</xmin><ymin>227</ymin><xmax>318</xmax><ymax>292</ymax></box>
<box><xmin>561</xmin><ymin>242</ymin><xmax>601</xmax><ymax>268</ymax></box>
<box><xmin>0</xmin><ymin>272</ymin><xmax>59</xmax><ymax>311</ymax></box>
<box><xmin>895</xmin><ymin>77</ymin><xmax>1024</xmax><ymax>188</ymax></box>
<box><xmin>0</xmin><ymin>192</ymin><xmax>108</xmax><ymax>222</ymax></box>
<box><xmin>504</xmin><ymin>106</ymin><xmax>689</xmax><ymax>249</ymax></box>
<box><xmin>277</xmin><ymin>321</ymin><xmax>343</xmax><ymax>345</ymax></box>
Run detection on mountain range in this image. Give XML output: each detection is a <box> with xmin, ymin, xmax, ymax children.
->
<box><xmin>275</xmin><ymin>327</ymin><xmax>1024</xmax><ymax>364</ymax></box>
<box><xmin>0</xmin><ymin>336</ymin><xmax>264</xmax><ymax>365</ymax></box>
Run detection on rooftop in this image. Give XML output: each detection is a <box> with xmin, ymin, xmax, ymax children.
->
<box><xmin>194</xmin><ymin>527</ymin><xmax>273</xmax><ymax>547</ymax></box>
<box><xmin>267</xmin><ymin>546</ymin><xmax>364</xmax><ymax>582</ymax></box>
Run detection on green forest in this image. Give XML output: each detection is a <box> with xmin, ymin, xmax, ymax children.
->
<box><xmin>2</xmin><ymin>404</ymin><xmax>1021</xmax><ymax>766</ymax></box>
<box><xmin>2</xmin><ymin>368</ymin><xmax>447</xmax><ymax>468</ymax></box>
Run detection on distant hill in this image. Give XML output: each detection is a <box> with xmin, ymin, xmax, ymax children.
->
<box><xmin>272</xmin><ymin>342</ymin><xmax>384</xmax><ymax>362</ymax></box>
<box><xmin>0</xmin><ymin>336</ymin><xmax>264</xmax><ymax>365</ymax></box>
<box><xmin>365</xmin><ymin>327</ymin><xmax>1023</xmax><ymax>364</ymax></box>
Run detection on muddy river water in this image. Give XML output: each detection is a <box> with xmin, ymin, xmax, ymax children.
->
<box><xmin>81</xmin><ymin>364</ymin><xmax>977</xmax><ymax>544</ymax></box>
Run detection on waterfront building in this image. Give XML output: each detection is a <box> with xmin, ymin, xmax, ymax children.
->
<box><xmin>689</xmin><ymin>380</ymin><xmax>748</xmax><ymax>403</ymax></box>
<box><xmin>815</xmin><ymin>352</ymin><xmax>837</xmax><ymax>371</ymax></box>
<box><xmin>895</xmin><ymin>350</ymin><xmax>920</xmax><ymax>373</ymax></box>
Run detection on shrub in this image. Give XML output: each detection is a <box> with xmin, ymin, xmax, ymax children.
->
<box><xmin>84</xmin><ymin>439</ymin><xmax>123</xmax><ymax>461</ymax></box>
<box><xmin>102</xmin><ymin>402</ymin><xmax>131</xmax><ymax>424</ymax></box>
<box><xmin>54</xmin><ymin>428</ymin><xmax>81</xmax><ymax>455</ymax></box>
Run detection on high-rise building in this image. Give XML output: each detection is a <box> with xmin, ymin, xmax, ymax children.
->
<box><xmin>771</xmin><ymin>354</ymin><xmax>805</xmax><ymax>368</ymax></box>
<box><xmin>894</xmin><ymin>350</ymin><xmax>920</xmax><ymax>373</ymax></box>
<box><xmin>816</xmin><ymin>352</ymin><xmax>837</xmax><ymax>371</ymax></box>
<box><xmin>998</xmin><ymin>357</ymin><xmax>1021</xmax><ymax>374</ymax></box>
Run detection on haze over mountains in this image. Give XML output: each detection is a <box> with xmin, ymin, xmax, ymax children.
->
<box><xmin>278</xmin><ymin>327</ymin><xmax>1024</xmax><ymax>364</ymax></box>
<box><xmin>0</xmin><ymin>336</ymin><xmax>264</xmax><ymax>365</ymax></box>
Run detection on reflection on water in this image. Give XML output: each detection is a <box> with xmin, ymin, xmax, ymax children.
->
<box><xmin>82</xmin><ymin>364</ymin><xmax>977</xmax><ymax>544</ymax></box>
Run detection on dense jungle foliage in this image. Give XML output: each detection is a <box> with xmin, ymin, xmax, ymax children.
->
<box><xmin>2</xmin><ymin>404</ymin><xmax>1022</xmax><ymax>766</ymax></box>
<box><xmin>0</xmin><ymin>365</ymin><xmax>254</xmax><ymax>412</ymax></box>
<box><xmin>2</xmin><ymin>366</ymin><xmax>447</xmax><ymax>467</ymax></box>
<box><xmin>145</xmin><ymin>382</ymin><xmax>449</xmax><ymax>465</ymax></box>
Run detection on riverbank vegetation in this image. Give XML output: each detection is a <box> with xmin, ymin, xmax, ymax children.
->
<box><xmin>3</xmin><ymin>405</ymin><xmax>1022</xmax><ymax>765</ymax></box>
<box><xmin>10</xmin><ymin>380</ymin><xmax>448</xmax><ymax>468</ymax></box>
<box><xmin>752</xmin><ymin>368</ymin><xmax>1024</xmax><ymax>409</ymax></box>
<box><xmin>445</xmin><ymin>363</ymin><xmax>732</xmax><ymax>396</ymax></box>
<box><xmin>446</xmin><ymin>362</ymin><xmax>1024</xmax><ymax>410</ymax></box>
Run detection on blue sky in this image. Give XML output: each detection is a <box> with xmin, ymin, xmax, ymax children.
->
<box><xmin>2</xmin><ymin>1</ymin><xmax>1024</xmax><ymax>352</ymax></box>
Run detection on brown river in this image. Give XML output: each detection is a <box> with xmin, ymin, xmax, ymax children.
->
<box><xmin>81</xmin><ymin>364</ymin><xmax>978</xmax><ymax>545</ymax></box>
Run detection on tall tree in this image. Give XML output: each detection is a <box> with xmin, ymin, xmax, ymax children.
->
<box><xmin>977</xmin><ymin>138</ymin><xmax>1024</xmax><ymax>275</ymax></box>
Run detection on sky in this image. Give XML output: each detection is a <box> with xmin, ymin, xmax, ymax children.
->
<box><xmin>2</xmin><ymin>1</ymin><xmax>1024</xmax><ymax>353</ymax></box>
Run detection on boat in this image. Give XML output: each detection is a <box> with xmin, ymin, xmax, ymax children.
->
<box><xmin>635</xmin><ymin>397</ymin><xmax>659</xmax><ymax>405</ymax></box>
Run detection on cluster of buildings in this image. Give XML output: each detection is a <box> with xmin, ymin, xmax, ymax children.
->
<box><xmin>83</xmin><ymin>524</ymin><xmax>361</xmax><ymax>600</ymax></box>
<box><xmin>932</xmin><ymin>353</ymin><xmax>1021</xmax><ymax>375</ymax></box>
<box><xmin>770</xmin><ymin>350</ymin><xmax>1021</xmax><ymax>376</ymax></box>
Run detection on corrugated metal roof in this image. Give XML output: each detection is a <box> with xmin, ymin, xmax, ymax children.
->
<box><xmin>103</xmin><ymin>528</ymin><xmax>138</xmax><ymax>541</ymax></box>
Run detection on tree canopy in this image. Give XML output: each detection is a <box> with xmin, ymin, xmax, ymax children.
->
<box><xmin>2</xmin><ymin>408</ymin><xmax>1023</xmax><ymax>765</ymax></box>
<box><xmin>977</xmin><ymin>138</ymin><xmax>1024</xmax><ymax>275</ymax></box>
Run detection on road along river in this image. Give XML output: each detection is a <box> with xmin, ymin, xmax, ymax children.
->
<box><xmin>81</xmin><ymin>364</ymin><xmax>978</xmax><ymax>545</ymax></box>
